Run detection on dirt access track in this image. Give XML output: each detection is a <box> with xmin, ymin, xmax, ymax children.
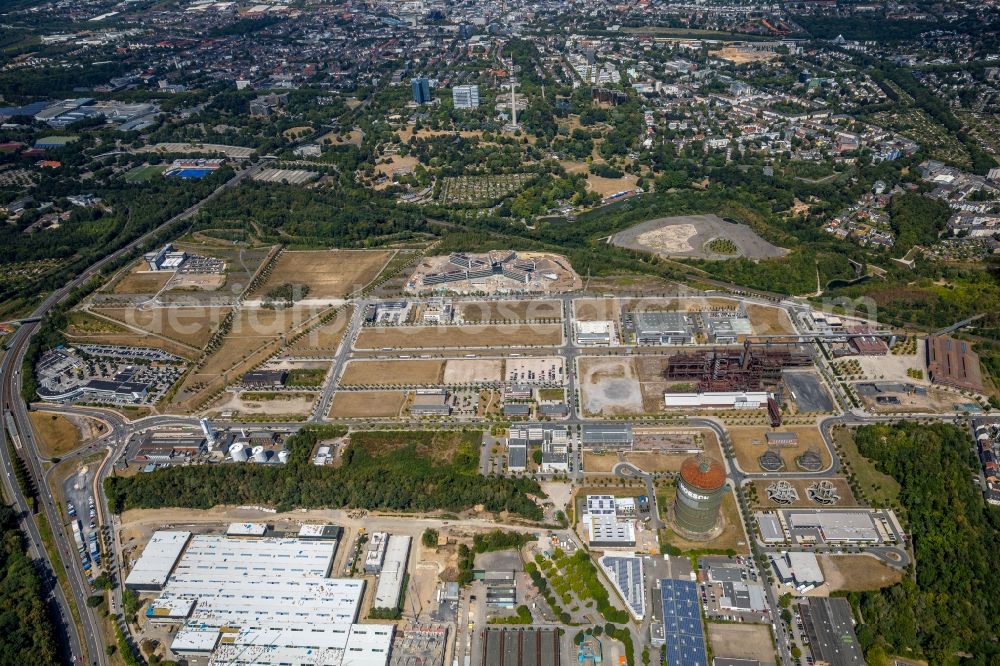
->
<box><xmin>610</xmin><ymin>214</ymin><xmax>787</xmax><ymax>260</ymax></box>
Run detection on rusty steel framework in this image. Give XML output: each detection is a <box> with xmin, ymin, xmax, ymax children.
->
<box><xmin>663</xmin><ymin>340</ymin><xmax>812</xmax><ymax>392</ymax></box>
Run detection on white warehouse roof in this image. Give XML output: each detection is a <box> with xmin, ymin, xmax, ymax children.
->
<box><xmin>374</xmin><ymin>535</ymin><xmax>411</xmax><ymax>609</ymax></box>
<box><xmin>124</xmin><ymin>531</ymin><xmax>191</xmax><ymax>590</ymax></box>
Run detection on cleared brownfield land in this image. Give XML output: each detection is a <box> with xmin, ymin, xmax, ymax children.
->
<box><xmin>112</xmin><ymin>268</ymin><xmax>172</xmax><ymax>294</ymax></box>
<box><xmin>820</xmin><ymin>555</ymin><xmax>903</xmax><ymax>592</ymax></box>
<box><xmin>328</xmin><ymin>391</ymin><xmax>408</xmax><ymax>418</ymax></box>
<box><xmin>289</xmin><ymin>306</ymin><xmax>353</xmax><ymax>352</ymax></box>
<box><xmin>90</xmin><ymin>306</ymin><xmax>229</xmax><ymax>349</ymax></box>
<box><xmin>253</xmin><ymin>250</ymin><xmax>392</xmax><ymax>298</ymax></box>
<box><xmin>28</xmin><ymin>412</ymin><xmax>83</xmax><ymax>458</ymax></box>
<box><xmin>458</xmin><ymin>300</ymin><xmax>562</xmax><ymax>322</ymax></box>
<box><xmin>339</xmin><ymin>360</ymin><xmax>444</xmax><ymax>386</ymax></box>
<box><xmin>354</xmin><ymin>324</ymin><xmax>561</xmax><ymax>349</ymax></box>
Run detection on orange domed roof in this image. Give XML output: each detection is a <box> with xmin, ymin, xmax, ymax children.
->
<box><xmin>680</xmin><ymin>455</ymin><xmax>727</xmax><ymax>491</ymax></box>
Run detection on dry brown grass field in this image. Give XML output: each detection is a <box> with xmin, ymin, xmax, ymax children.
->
<box><xmin>339</xmin><ymin>359</ymin><xmax>445</xmax><ymax>386</ymax></box>
<box><xmin>253</xmin><ymin>250</ymin><xmax>393</xmax><ymax>298</ymax></box>
<box><xmin>328</xmin><ymin>391</ymin><xmax>408</xmax><ymax>418</ymax></box>
<box><xmin>90</xmin><ymin>306</ymin><xmax>229</xmax><ymax>349</ymax></box>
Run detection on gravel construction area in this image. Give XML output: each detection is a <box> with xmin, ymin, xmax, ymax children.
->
<box><xmin>706</xmin><ymin>624</ymin><xmax>776</xmax><ymax>665</ymax></box>
<box><xmin>783</xmin><ymin>371</ymin><xmax>835</xmax><ymax>413</ymax></box>
<box><xmin>578</xmin><ymin>357</ymin><xmax>643</xmax><ymax>416</ymax></box>
<box><xmin>611</xmin><ymin>214</ymin><xmax>787</xmax><ymax>260</ymax></box>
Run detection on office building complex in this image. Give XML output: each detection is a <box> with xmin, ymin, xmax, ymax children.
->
<box><xmin>411</xmin><ymin>78</ymin><xmax>432</xmax><ymax>104</ymax></box>
<box><xmin>452</xmin><ymin>84</ymin><xmax>480</xmax><ymax>109</ymax></box>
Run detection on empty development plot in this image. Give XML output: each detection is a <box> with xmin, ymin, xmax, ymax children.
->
<box><xmin>578</xmin><ymin>356</ymin><xmax>642</xmax><ymax>416</ymax></box>
<box><xmin>111</xmin><ymin>266</ymin><xmax>172</xmax><ymax>294</ymax></box>
<box><xmin>328</xmin><ymin>391</ymin><xmax>408</xmax><ymax>418</ymax></box>
<box><xmin>443</xmin><ymin>359</ymin><xmax>503</xmax><ymax>384</ymax></box>
<box><xmin>207</xmin><ymin>391</ymin><xmax>317</xmax><ymax>417</ymax></box>
<box><xmin>89</xmin><ymin>305</ymin><xmax>229</xmax><ymax>349</ymax></box>
<box><xmin>339</xmin><ymin>359</ymin><xmax>445</xmax><ymax>386</ymax></box>
<box><xmin>354</xmin><ymin>324</ymin><xmax>562</xmax><ymax>350</ymax></box>
<box><xmin>746</xmin><ymin>303</ymin><xmax>795</xmax><ymax>335</ymax></box>
<box><xmin>253</xmin><ymin>249</ymin><xmax>393</xmax><ymax>299</ymax></box>
<box><xmin>28</xmin><ymin>411</ymin><xmax>95</xmax><ymax>458</ymax></box>
<box><xmin>706</xmin><ymin>624</ymin><xmax>775</xmax><ymax>665</ymax></box>
<box><xmin>573</xmin><ymin>298</ymin><xmax>620</xmax><ymax>322</ymax></box>
<box><xmin>819</xmin><ymin>555</ymin><xmax>903</xmax><ymax>592</ymax></box>
<box><xmin>287</xmin><ymin>307</ymin><xmax>354</xmax><ymax>354</ymax></box>
<box><xmin>611</xmin><ymin>214</ymin><xmax>787</xmax><ymax>260</ymax></box>
<box><xmin>458</xmin><ymin>300</ymin><xmax>562</xmax><ymax>323</ymax></box>
<box><xmin>730</xmin><ymin>425</ymin><xmax>832</xmax><ymax>473</ymax></box>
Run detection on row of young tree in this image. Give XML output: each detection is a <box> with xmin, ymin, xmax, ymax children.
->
<box><xmin>849</xmin><ymin>421</ymin><xmax>1000</xmax><ymax>665</ymax></box>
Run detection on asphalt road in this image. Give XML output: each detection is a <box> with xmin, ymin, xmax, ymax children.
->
<box><xmin>0</xmin><ymin>162</ymin><xmax>262</xmax><ymax>666</ymax></box>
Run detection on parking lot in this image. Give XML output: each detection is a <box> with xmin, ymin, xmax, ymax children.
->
<box><xmin>62</xmin><ymin>464</ymin><xmax>103</xmax><ymax>580</ymax></box>
<box><xmin>783</xmin><ymin>371</ymin><xmax>834</xmax><ymax>413</ymax></box>
<box><xmin>506</xmin><ymin>357</ymin><xmax>564</xmax><ymax>383</ymax></box>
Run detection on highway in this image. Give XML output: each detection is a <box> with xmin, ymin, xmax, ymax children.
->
<box><xmin>0</xmin><ymin>161</ymin><xmax>262</xmax><ymax>666</ymax></box>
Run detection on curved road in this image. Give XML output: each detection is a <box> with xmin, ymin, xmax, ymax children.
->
<box><xmin>0</xmin><ymin>162</ymin><xmax>262</xmax><ymax>666</ymax></box>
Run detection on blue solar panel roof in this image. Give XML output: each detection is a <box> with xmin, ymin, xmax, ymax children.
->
<box><xmin>660</xmin><ymin>579</ymin><xmax>708</xmax><ymax>666</ymax></box>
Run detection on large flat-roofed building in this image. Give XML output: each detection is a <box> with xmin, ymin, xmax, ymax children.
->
<box><xmin>754</xmin><ymin>512</ymin><xmax>785</xmax><ymax>544</ymax></box>
<box><xmin>704</xmin><ymin>312</ymin><xmax>754</xmax><ymax>344</ymax></box>
<box><xmin>581</xmin><ymin>423</ymin><xmax>633</xmax><ymax>450</ymax></box>
<box><xmin>365</xmin><ymin>532</ymin><xmax>389</xmax><ymax>573</ymax></box>
<box><xmin>926</xmin><ymin>335</ymin><xmax>984</xmax><ymax>392</ymax></box>
<box><xmin>479</xmin><ymin>627</ymin><xmax>561</xmax><ymax>666</ymax></box>
<box><xmin>410</xmin><ymin>389</ymin><xmax>451</xmax><ymax>416</ymax></box>
<box><xmin>373</xmin><ymin>535</ymin><xmax>411</xmax><ymax>611</ymax></box>
<box><xmin>787</xmin><ymin>510</ymin><xmax>881</xmax><ymax>542</ymax></box>
<box><xmin>142</xmin><ymin>534</ymin><xmax>395</xmax><ymax>665</ymax></box>
<box><xmin>664</xmin><ymin>391</ymin><xmax>770</xmax><ymax>409</ymax></box>
<box><xmin>769</xmin><ymin>551</ymin><xmax>824</xmax><ymax>591</ymax></box>
<box><xmin>575</xmin><ymin>320</ymin><xmax>613</xmax><ymax>345</ymax></box>
<box><xmin>800</xmin><ymin>597</ymin><xmax>865</xmax><ymax>666</ymax></box>
<box><xmin>124</xmin><ymin>531</ymin><xmax>191</xmax><ymax>591</ymax></box>
<box><xmin>632</xmin><ymin>311</ymin><xmax>693</xmax><ymax>345</ymax></box>
<box><xmin>241</xmin><ymin>369</ymin><xmax>288</xmax><ymax>388</ymax></box>
<box><xmin>584</xmin><ymin>496</ymin><xmax>636</xmax><ymax>548</ymax></box>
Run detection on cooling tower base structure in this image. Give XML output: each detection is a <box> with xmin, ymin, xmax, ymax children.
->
<box><xmin>669</xmin><ymin>455</ymin><xmax>728</xmax><ymax>541</ymax></box>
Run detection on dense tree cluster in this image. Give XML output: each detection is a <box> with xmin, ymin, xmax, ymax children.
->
<box><xmin>105</xmin><ymin>427</ymin><xmax>542</xmax><ymax>519</ymax></box>
<box><xmin>849</xmin><ymin>422</ymin><xmax>1000</xmax><ymax>665</ymax></box>
<box><xmin>0</xmin><ymin>504</ymin><xmax>59</xmax><ymax>665</ymax></box>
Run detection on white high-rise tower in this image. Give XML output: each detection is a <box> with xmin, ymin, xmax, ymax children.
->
<box><xmin>509</xmin><ymin>55</ymin><xmax>518</xmax><ymax>128</ymax></box>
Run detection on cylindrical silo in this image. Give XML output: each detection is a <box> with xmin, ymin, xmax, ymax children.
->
<box><xmin>673</xmin><ymin>455</ymin><xmax>727</xmax><ymax>536</ymax></box>
<box><xmin>252</xmin><ymin>446</ymin><xmax>268</xmax><ymax>464</ymax></box>
<box><xmin>277</xmin><ymin>449</ymin><xmax>289</xmax><ymax>464</ymax></box>
<box><xmin>229</xmin><ymin>443</ymin><xmax>249</xmax><ymax>462</ymax></box>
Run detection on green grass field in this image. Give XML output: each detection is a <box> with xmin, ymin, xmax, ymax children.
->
<box><xmin>123</xmin><ymin>164</ymin><xmax>167</xmax><ymax>182</ymax></box>
<box><xmin>834</xmin><ymin>427</ymin><xmax>900</xmax><ymax>508</ymax></box>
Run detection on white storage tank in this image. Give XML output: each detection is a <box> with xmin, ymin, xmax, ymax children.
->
<box><xmin>277</xmin><ymin>449</ymin><xmax>289</xmax><ymax>464</ymax></box>
<box><xmin>252</xmin><ymin>446</ymin><xmax>268</xmax><ymax>464</ymax></box>
<box><xmin>229</xmin><ymin>443</ymin><xmax>248</xmax><ymax>463</ymax></box>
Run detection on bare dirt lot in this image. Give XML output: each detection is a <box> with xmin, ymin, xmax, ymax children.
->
<box><xmin>578</xmin><ymin>357</ymin><xmax>643</xmax><ymax>416</ymax></box>
<box><xmin>206</xmin><ymin>391</ymin><xmax>316</xmax><ymax>417</ymax></box>
<box><xmin>339</xmin><ymin>359</ymin><xmax>445</xmax><ymax>386</ymax></box>
<box><xmin>746</xmin><ymin>303</ymin><xmax>795</xmax><ymax>335</ymax></box>
<box><xmin>354</xmin><ymin>324</ymin><xmax>562</xmax><ymax>350</ymax></box>
<box><xmin>819</xmin><ymin>555</ymin><xmax>903</xmax><ymax>592</ymax></box>
<box><xmin>112</xmin><ymin>266</ymin><xmax>172</xmax><ymax>294</ymax></box>
<box><xmin>730</xmin><ymin>425</ymin><xmax>832</xmax><ymax>473</ymax></box>
<box><xmin>328</xmin><ymin>391</ymin><xmax>408</xmax><ymax>418</ymax></box>
<box><xmin>443</xmin><ymin>359</ymin><xmax>503</xmax><ymax>384</ymax></box>
<box><xmin>458</xmin><ymin>300</ymin><xmax>562</xmax><ymax>323</ymax></box>
<box><xmin>706</xmin><ymin>624</ymin><xmax>775</xmax><ymax>665</ymax></box>
<box><xmin>252</xmin><ymin>250</ymin><xmax>393</xmax><ymax>299</ymax></box>
<box><xmin>89</xmin><ymin>305</ymin><xmax>230</xmax><ymax>349</ymax></box>
<box><xmin>711</xmin><ymin>46</ymin><xmax>778</xmax><ymax>64</ymax></box>
<box><xmin>611</xmin><ymin>214</ymin><xmax>787</xmax><ymax>260</ymax></box>
<box><xmin>573</xmin><ymin>298</ymin><xmax>620</xmax><ymax>322</ymax></box>
<box><xmin>28</xmin><ymin>411</ymin><xmax>102</xmax><ymax>458</ymax></box>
